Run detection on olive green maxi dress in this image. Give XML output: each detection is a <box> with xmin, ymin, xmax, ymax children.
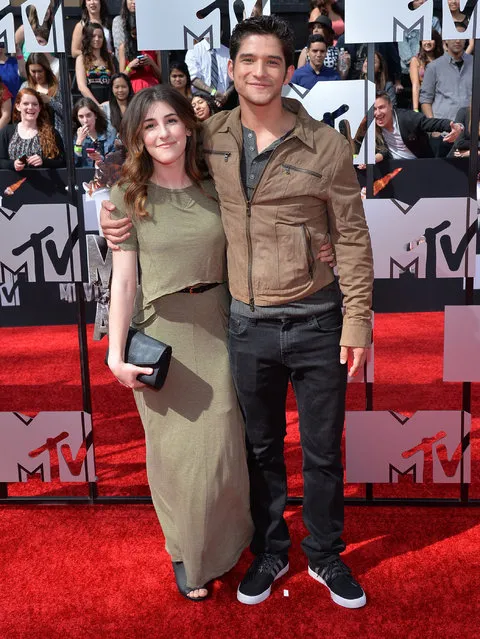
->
<box><xmin>110</xmin><ymin>180</ymin><xmax>253</xmax><ymax>588</ymax></box>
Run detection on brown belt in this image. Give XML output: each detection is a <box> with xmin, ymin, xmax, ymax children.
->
<box><xmin>178</xmin><ymin>282</ymin><xmax>222</xmax><ymax>294</ymax></box>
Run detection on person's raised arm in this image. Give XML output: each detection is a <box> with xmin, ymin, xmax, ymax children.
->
<box><xmin>108</xmin><ymin>248</ymin><xmax>153</xmax><ymax>388</ymax></box>
<box><xmin>71</xmin><ymin>22</ymin><xmax>84</xmax><ymax>58</ymax></box>
<box><xmin>14</xmin><ymin>24</ymin><xmax>26</xmax><ymax>78</ymax></box>
<box><xmin>75</xmin><ymin>55</ymin><xmax>98</xmax><ymax>104</ymax></box>
<box><xmin>409</xmin><ymin>56</ymin><xmax>421</xmax><ymax>111</ymax></box>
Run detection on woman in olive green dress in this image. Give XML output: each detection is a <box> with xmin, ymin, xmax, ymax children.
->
<box><xmin>107</xmin><ymin>86</ymin><xmax>252</xmax><ymax>601</ymax></box>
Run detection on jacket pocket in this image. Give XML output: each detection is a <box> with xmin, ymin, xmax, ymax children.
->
<box><xmin>281</xmin><ymin>163</ymin><xmax>323</xmax><ymax>179</ymax></box>
<box><xmin>203</xmin><ymin>149</ymin><xmax>232</xmax><ymax>163</ymax></box>
<box><xmin>301</xmin><ymin>224</ymin><xmax>315</xmax><ymax>279</ymax></box>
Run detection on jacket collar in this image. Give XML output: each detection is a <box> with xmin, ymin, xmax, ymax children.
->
<box><xmin>216</xmin><ymin>97</ymin><xmax>317</xmax><ymax>150</ymax></box>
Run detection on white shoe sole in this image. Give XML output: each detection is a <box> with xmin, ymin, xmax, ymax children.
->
<box><xmin>237</xmin><ymin>563</ymin><xmax>290</xmax><ymax>605</ymax></box>
<box><xmin>308</xmin><ymin>566</ymin><xmax>367</xmax><ymax>609</ymax></box>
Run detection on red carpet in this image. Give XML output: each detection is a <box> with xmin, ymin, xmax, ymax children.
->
<box><xmin>1</xmin><ymin>504</ymin><xmax>478</xmax><ymax>638</ymax></box>
<box><xmin>0</xmin><ymin>313</ymin><xmax>479</xmax><ymax>637</ymax></box>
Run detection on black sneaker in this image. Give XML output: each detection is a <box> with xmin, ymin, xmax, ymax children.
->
<box><xmin>308</xmin><ymin>558</ymin><xmax>366</xmax><ymax>609</ymax></box>
<box><xmin>237</xmin><ymin>553</ymin><xmax>289</xmax><ymax>605</ymax></box>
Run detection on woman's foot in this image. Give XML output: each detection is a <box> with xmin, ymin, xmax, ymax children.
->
<box><xmin>172</xmin><ymin>561</ymin><xmax>209</xmax><ymax>601</ymax></box>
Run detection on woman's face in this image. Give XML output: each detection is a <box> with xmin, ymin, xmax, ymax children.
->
<box><xmin>421</xmin><ymin>39</ymin><xmax>435</xmax><ymax>53</ymax></box>
<box><xmin>312</xmin><ymin>25</ymin><xmax>325</xmax><ymax>36</ymax></box>
<box><xmin>126</xmin><ymin>0</ymin><xmax>136</xmax><ymax>12</ymax></box>
<box><xmin>85</xmin><ymin>0</ymin><xmax>100</xmax><ymax>14</ymax></box>
<box><xmin>170</xmin><ymin>69</ymin><xmax>187</xmax><ymax>90</ymax></box>
<box><xmin>362</xmin><ymin>55</ymin><xmax>380</xmax><ymax>74</ymax></box>
<box><xmin>91</xmin><ymin>28</ymin><xmax>104</xmax><ymax>50</ymax></box>
<box><xmin>77</xmin><ymin>106</ymin><xmax>97</xmax><ymax>131</ymax></box>
<box><xmin>28</xmin><ymin>63</ymin><xmax>46</xmax><ymax>85</ymax></box>
<box><xmin>448</xmin><ymin>0</ymin><xmax>460</xmax><ymax>10</ymax></box>
<box><xmin>142</xmin><ymin>100</ymin><xmax>190</xmax><ymax>168</ymax></box>
<box><xmin>112</xmin><ymin>77</ymin><xmax>129</xmax><ymax>102</ymax></box>
<box><xmin>191</xmin><ymin>96</ymin><xmax>211</xmax><ymax>121</ymax></box>
<box><xmin>17</xmin><ymin>94</ymin><xmax>41</xmax><ymax>122</ymax></box>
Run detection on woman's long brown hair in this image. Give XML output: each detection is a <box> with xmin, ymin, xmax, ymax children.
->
<box><xmin>13</xmin><ymin>88</ymin><xmax>60</xmax><ymax>159</ymax></box>
<box><xmin>119</xmin><ymin>85</ymin><xmax>204</xmax><ymax>219</ymax></box>
<box><xmin>26</xmin><ymin>53</ymin><xmax>59</xmax><ymax>98</ymax></box>
<box><xmin>82</xmin><ymin>22</ymin><xmax>115</xmax><ymax>74</ymax></box>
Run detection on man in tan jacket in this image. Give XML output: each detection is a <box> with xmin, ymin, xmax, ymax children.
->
<box><xmin>101</xmin><ymin>15</ymin><xmax>373</xmax><ymax>610</ymax></box>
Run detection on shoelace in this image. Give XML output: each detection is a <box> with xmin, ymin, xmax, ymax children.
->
<box><xmin>249</xmin><ymin>553</ymin><xmax>282</xmax><ymax>577</ymax></box>
<box><xmin>319</xmin><ymin>559</ymin><xmax>351</xmax><ymax>583</ymax></box>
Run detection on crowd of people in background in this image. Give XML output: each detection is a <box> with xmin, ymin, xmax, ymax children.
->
<box><xmin>0</xmin><ymin>0</ymin><xmax>477</xmax><ymax>170</ymax></box>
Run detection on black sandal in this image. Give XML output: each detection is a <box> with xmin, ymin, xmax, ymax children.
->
<box><xmin>172</xmin><ymin>561</ymin><xmax>209</xmax><ymax>602</ymax></box>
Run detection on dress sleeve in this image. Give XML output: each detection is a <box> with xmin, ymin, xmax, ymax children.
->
<box><xmin>110</xmin><ymin>184</ymin><xmax>138</xmax><ymax>252</ymax></box>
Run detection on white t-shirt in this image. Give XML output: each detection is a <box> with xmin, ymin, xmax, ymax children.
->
<box><xmin>381</xmin><ymin>114</ymin><xmax>417</xmax><ymax>160</ymax></box>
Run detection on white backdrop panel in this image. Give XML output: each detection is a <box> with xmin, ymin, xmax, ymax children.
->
<box><xmin>364</xmin><ymin>197</ymin><xmax>477</xmax><ymax>279</ymax></box>
<box><xmin>346</xmin><ymin>411</ymin><xmax>471</xmax><ymax>483</ymax></box>
<box><xmin>0</xmin><ymin>203</ymin><xmax>82</xmax><ymax>283</ymax></box>
<box><xmin>444</xmin><ymin>305</ymin><xmax>480</xmax><ymax>381</ymax></box>
<box><xmin>136</xmin><ymin>0</ymin><xmax>221</xmax><ymax>51</ymax></box>
<box><xmin>344</xmin><ymin>0</ymin><xmax>434</xmax><ymax>43</ymax></box>
<box><xmin>282</xmin><ymin>80</ymin><xmax>376</xmax><ymax>165</ymax></box>
<box><xmin>0</xmin><ymin>412</ymin><xmax>95</xmax><ymax>483</ymax></box>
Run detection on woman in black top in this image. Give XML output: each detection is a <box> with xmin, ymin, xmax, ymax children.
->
<box><xmin>0</xmin><ymin>88</ymin><xmax>64</xmax><ymax>170</ymax></box>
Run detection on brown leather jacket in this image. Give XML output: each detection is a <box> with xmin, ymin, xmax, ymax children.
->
<box><xmin>202</xmin><ymin>98</ymin><xmax>374</xmax><ymax>347</ymax></box>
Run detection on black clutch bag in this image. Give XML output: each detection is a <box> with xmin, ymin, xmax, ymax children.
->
<box><xmin>106</xmin><ymin>328</ymin><xmax>172</xmax><ymax>389</ymax></box>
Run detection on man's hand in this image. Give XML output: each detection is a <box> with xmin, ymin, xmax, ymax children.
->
<box><xmin>443</xmin><ymin>121</ymin><xmax>464</xmax><ymax>144</ymax></box>
<box><xmin>340</xmin><ymin>346</ymin><xmax>367</xmax><ymax>377</ymax></box>
<box><xmin>100</xmin><ymin>200</ymin><xmax>132</xmax><ymax>250</ymax></box>
<box><xmin>316</xmin><ymin>237</ymin><xmax>336</xmax><ymax>268</ymax></box>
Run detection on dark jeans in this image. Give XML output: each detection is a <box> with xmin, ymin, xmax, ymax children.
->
<box><xmin>228</xmin><ymin>305</ymin><xmax>348</xmax><ymax>567</ymax></box>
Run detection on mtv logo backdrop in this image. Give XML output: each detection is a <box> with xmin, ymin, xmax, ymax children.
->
<box><xmin>364</xmin><ymin>197</ymin><xmax>478</xmax><ymax>279</ymax></box>
<box><xmin>0</xmin><ymin>170</ymin><xmax>83</xmax><ymax>310</ymax></box>
<box><xmin>136</xmin><ymin>0</ymin><xmax>221</xmax><ymax>50</ymax></box>
<box><xmin>345</xmin><ymin>0</ymin><xmax>479</xmax><ymax>43</ymax></box>
<box><xmin>0</xmin><ymin>0</ymin><xmax>65</xmax><ymax>53</ymax></box>
<box><xmin>0</xmin><ymin>412</ymin><xmax>95</xmax><ymax>483</ymax></box>
<box><xmin>346</xmin><ymin>411</ymin><xmax>471</xmax><ymax>483</ymax></box>
<box><xmin>283</xmin><ymin>80</ymin><xmax>376</xmax><ymax>165</ymax></box>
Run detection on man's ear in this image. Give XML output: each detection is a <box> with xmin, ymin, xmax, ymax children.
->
<box><xmin>283</xmin><ymin>64</ymin><xmax>295</xmax><ymax>85</ymax></box>
<box><xmin>227</xmin><ymin>58</ymin><xmax>234</xmax><ymax>82</ymax></box>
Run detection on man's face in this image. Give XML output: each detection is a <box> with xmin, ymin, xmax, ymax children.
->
<box><xmin>446</xmin><ymin>39</ymin><xmax>464</xmax><ymax>56</ymax></box>
<box><xmin>228</xmin><ymin>34</ymin><xmax>294</xmax><ymax>107</ymax></box>
<box><xmin>308</xmin><ymin>42</ymin><xmax>327</xmax><ymax>72</ymax></box>
<box><xmin>374</xmin><ymin>97</ymin><xmax>393</xmax><ymax>128</ymax></box>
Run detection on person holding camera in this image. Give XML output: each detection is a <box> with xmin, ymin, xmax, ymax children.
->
<box><xmin>118</xmin><ymin>13</ymin><xmax>161</xmax><ymax>93</ymax></box>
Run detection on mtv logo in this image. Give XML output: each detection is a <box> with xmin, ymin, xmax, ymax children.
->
<box><xmin>364</xmin><ymin>197</ymin><xmax>477</xmax><ymax>279</ymax></box>
<box><xmin>87</xmin><ymin>235</ymin><xmax>112</xmax><ymax>288</ymax></box>
<box><xmin>136</xmin><ymin>0</ymin><xmax>221</xmax><ymax>51</ymax></box>
<box><xmin>282</xmin><ymin>80</ymin><xmax>376</xmax><ymax>165</ymax></box>
<box><xmin>345</xmin><ymin>411</ymin><xmax>471</xmax><ymax>484</ymax></box>
<box><xmin>228</xmin><ymin>0</ymin><xmax>271</xmax><ymax>34</ymax></box>
<box><xmin>0</xmin><ymin>412</ymin><xmax>96</xmax><ymax>483</ymax></box>
<box><xmin>0</xmin><ymin>0</ymin><xmax>65</xmax><ymax>54</ymax></box>
<box><xmin>0</xmin><ymin>203</ymin><xmax>82</xmax><ymax>283</ymax></box>
<box><xmin>344</xmin><ymin>0</ymin><xmax>433</xmax><ymax>43</ymax></box>
<box><xmin>0</xmin><ymin>263</ymin><xmax>26</xmax><ymax>306</ymax></box>
<box><xmin>441</xmin><ymin>0</ymin><xmax>479</xmax><ymax>40</ymax></box>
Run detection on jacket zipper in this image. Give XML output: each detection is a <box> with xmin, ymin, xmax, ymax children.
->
<box><xmin>204</xmin><ymin>150</ymin><xmax>231</xmax><ymax>162</ymax></box>
<box><xmin>282</xmin><ymin>163</ymin><xmax>323</xmax><ymax>179</ymax></box>
<box><xmin>302</xmin><ymin>224</ymin><xmax>315</xmax><ymax>279</ymax></box>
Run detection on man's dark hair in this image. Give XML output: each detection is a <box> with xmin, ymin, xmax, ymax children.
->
<box><xmin>307</xmin><ymin>34</ymin><xmax>327</xmax><ymax>48</ymax></box>
<box><xmin>230</xmin><ymin>15</ymin><xmax>295</xmax><ymax>69</ymax></box>
<box><xmin>375</xmin><ymin>90</ymin><xmax>392</xmax><ymax>104</ymax></box>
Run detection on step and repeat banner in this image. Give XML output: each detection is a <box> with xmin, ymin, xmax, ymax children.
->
<box><xmin>0</xmin><ymin>0</ymin><xmax>478</xmax><ymax>497</ymax></box>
